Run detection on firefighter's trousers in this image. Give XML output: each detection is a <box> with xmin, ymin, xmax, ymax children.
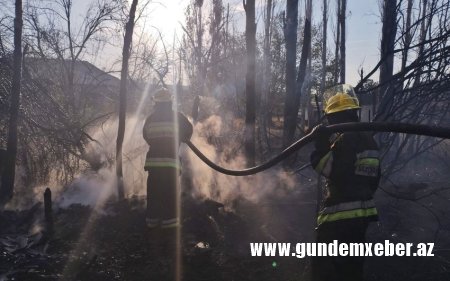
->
<box><xmin>312</xmin><ymin>217</ymin><xmax>373</xmax><ymax>281</ymax></box>
<box><xmin>146</xmin><ymin>167</ymin><xmax>179</xmax><ymax>228</ymax></box>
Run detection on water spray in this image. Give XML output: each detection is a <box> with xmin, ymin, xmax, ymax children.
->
<box><xmin>187</xmin><ymin>122</ymin><xmax>450</xmax><ymax>176</ymax></box>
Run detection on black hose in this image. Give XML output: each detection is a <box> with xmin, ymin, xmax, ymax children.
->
<box><xmin>186</xmin><ymin>122</ymin><xmax>450</xmax><ymax>176</ymax></box>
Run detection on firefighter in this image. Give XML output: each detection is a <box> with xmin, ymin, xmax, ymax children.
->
<box><xmin>143</xmin><ymin>88</ymin><xmax>192</xmax><ymax>275</ymax></box>
<box><xmin>310</xmin><ymin>84</ymin><xmax>380</xmax><ymax>281</ymax></box>
<box><xmin>143</xmin><ymin>88</ymin><xmax>193</xmax><ymax>228</ymax></box>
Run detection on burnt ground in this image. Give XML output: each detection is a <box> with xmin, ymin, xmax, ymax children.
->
<box><xmin>1</xmin><ymin>183</ymin><xmax>450</xmax><ymax>281</ymax></box>
<box><xmin>0</xmin><ymin>191</ymin><xmax>315</xmax><ymax>281</ymax></box>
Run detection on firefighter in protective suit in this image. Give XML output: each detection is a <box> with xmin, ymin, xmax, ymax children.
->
<box><xmin>143</xmin><ymin>88</ymin><xmax>192</xmax><ymax>228</ymax></box>
<box><xmin>311</xmin><ymin>84</ymin><xmax>380</xmax><ymax>281</ymax></box>
<box><xmin>143</xmin><ymin>88</ymin><xmax>192</xmax><ymax>277</ymax></box>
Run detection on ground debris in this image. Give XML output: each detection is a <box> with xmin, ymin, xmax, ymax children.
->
<box><xmin>0</xmin><ymin>195</ymin><xmax>310</xmax><ymax>281</ymax></box>
<box><xmin>0</xmin><ymin>214</ymin><xmax>56</xmax><ymax>280</ymax></box>
<box><xmin>2</xmin><ymin>183</ymin><xmax>450</xmax><ymax>280</ymax></box>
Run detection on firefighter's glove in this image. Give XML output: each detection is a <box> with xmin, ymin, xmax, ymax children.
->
<box><xmin>311</xmin><ymin>124</ymin><xmax>331</xmax><ymax>151</ymax></box>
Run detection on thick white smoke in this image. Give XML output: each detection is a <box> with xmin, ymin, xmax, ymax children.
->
<box><xmin>10</xmin><ymin>109</ymin><xmax>297</xmax><ymax>210</ymax></box>
<box><xmin>57</xmin><ymin>168</ymin><xmax>117</xmax><ymax>208</ymax></box>
<box><xmin>185</xmin><ymin>115</ymin><xmax>297</xmax><ymax>205</ymax></box>
<box><xmin>52</xmin><ymin>115</ymin><xmax>148</xmax><ymax>208</ymax></box>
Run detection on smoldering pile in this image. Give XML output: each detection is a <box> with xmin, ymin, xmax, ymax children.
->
<box><xmin>0</xmin><ymin>192</ymin><xmax>315</xmax><ymax>281</ymax></box>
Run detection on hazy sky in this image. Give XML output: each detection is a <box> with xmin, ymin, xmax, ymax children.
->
<box><xmin>80</xmin><ymin>0</ymin><xmax>383</xmax><ymax>85</ymax></box>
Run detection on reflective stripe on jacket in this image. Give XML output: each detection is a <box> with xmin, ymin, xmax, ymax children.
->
<box><xmin>311</xmin><ymin>131</ymin><xmax>381</xmax><ymax>221</ymax></box>
<box><xmin>143</xmin><ymin>122</ymin><xmax>178</xmax><ymax>139</ymax></box>
<box><xmin>314</xmin><ymin>151</ymin><xmax>333</xmax><ymax>177</ymax></box>
<box><xmin>143</xmin><ymin>108</ymin><xmax>193</xmax><ymax>171</ymax></box>
<box><xmin>145</xmin><ymin>217</ymin><xmax>180</xmax><ymax>228</ymax></box>
<box><xmin>314</xmin><ymin>148</ymin><xmax>380</xmax><ymax>179</ymax></box>
<box><xmin>317</xmin><ymin>199</ymin><xmax>377</xmax><ymax>225</ymax></box>
<box><xmin>144</xmin><ymin>157</ymin><xmax>179</xmax><ymax>169</ymax></box>
<box><xmin>143</xmin><ymin>120</ymin><xmax>178</xmax><ymax>170</ymax></box>
<box><xmin>355</xmin><ymin>150</ymin><xmax>380</xmax><ymax>177</ymax></box>
<box><xmin>161</xmin><ymin>218</ymin><xmax>180</xmax><ymax>228</ymax></box>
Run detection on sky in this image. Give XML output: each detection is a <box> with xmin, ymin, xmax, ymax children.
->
<box><xmin>76</xmin><ymin>0</ymin><xmax>383</xmax><ymax>86</ymax></box>
<box><xmin>342</xmin><ymin>0</ymin><xmax>382</xmax><ymax>85</ymax></box>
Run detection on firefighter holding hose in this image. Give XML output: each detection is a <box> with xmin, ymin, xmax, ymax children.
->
<box><xmin>143</xmin><ymin>88</ymin><xmax>192</xmax><ymax>228</ymax></box>
<box><xmin>143</xmin><ymin>88</ymin><xmax>192</xmax><ymax>275</ymax></box>
<box><xmin>311</xmin><ymin>84</ymin><xmax>380</xmax><ymax>281</ymax></box>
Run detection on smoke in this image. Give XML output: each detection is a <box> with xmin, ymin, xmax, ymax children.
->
<box><xmin>185</xmin><ymin>115</ymin><xmax>297</xmax><ymax>206</ymax></box>
<box><xmin>14</xmin><ymin>115</ymin><xmax>149</xmax><ymax>209</ymax></box>
<box><xmin>56</xmin><ymin>168</ymin><xmax>117</xmax><ymax>208</ymax></box>
<box><xmin>87</xmin><ymin>115</ymin><xmax>148</xmax><ymax>196</ymax></box>
<box><xmin>9</xmin><ymin>108</ymin><xmax>297</xmax><ymax>210</ymax></box>
<box><xmin>58</xmin><ymin>115</ymin><xmax>148</xmax><ymax>207</ymax></box>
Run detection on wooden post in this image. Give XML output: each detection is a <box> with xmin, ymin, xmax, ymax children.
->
<box><xmin>44</xmin><ymin>187</ymin><xmax>53</xmax><ymax>231</ymax></box>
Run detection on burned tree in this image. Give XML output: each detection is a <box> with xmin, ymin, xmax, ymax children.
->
<box><xmin>260</xmin><ymin>0</ymin><xmax>274</xmax><ymax>152</ymax></box>
<box><xmin>401</xmin><ymin>0</ymin><xmax>414</xmax><ymax>72</ymax></box>
<box><xmin>283</xmin><ymin>0</ymin><xmax>313</xmax><ymax>148</ymax></box>
<box><xmin>0</xmin><ymin>0</ymin><xmax>121</xmax><ymax>202</ymax></box>
<box><xmin>0</xmin><ymin>0</ymin><xmax>23</xmax><ymax>205</ymax></box>
<box><xmin>355</xmin><ymin>0</ymin><xmax>450</xmax><ymax>180</ymax></box>
<box><xmin>377</xmin><ymin>0</ymin><xmax>398</xmax><ymax>117</ymax></box>
<box><xmin>282</xmin><ymin>0</ymin><xmax>299</xmax><ymax>148</ymax></box>
<box><xmin>339</xmin><ymin>0</ymin><xmax>346</xmax><ymax>83</ymax></box>
<box><xmin>181</xmin><ymin>0</ymin><xmax>227</xmax><ymax>99</ymax></box>
<box><xmin>184</xmin><ymin>0</ymin><xmax>205</xmax><ymax>97</ymax></box>
<box><xmin>296</xmin><ymin>0</ymin><xmax>313</xmax><ymax>131</ymax></box>
<box><xmin>116</xmin><ymin>0</ymin><xmax>139</xmax><ymax>200</ymax></box>
<box><xmin>334</xmin><ymin>0</ymin><xmax>341</xmax><ymax>83</ymax></box>
<box><xmin>320</xmin><ymin>0</ymin><xmax>328</xmax><ymax>95</ymax></box>
<box><xmin>244</xmin><ymin>0</ymin><xmax>256</xmax><ymax>166</ymax></box>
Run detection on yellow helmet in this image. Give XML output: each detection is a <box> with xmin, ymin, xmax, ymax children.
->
<box><xmin>323</xmin><ymin>84</ymin><xmax>360</xmax><ymax>114</ymax></box>
<box><xmin>153</xmin><ymin>88</ymin><xmax>172</xmax><ymax>103</ymax></box>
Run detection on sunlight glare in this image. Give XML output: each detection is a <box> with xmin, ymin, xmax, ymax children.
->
<box><xmin>144</xmin><ymin>0</ymin><xmax>188</xmax><ymax>40</ymax></box>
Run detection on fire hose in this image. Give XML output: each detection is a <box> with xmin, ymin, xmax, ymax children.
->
<box><xmin>186</xmin><ymin>122</ymin><xmax>450</xmax><ymax>176</ymax></box>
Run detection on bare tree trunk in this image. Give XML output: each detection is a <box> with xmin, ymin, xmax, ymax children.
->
<box><xmin>334</xmin><ymin>0</ymin><xmax>341</xmax><ymax>84</ymax></box>
<box><xmin>321</xmin><ymin>0</ymin><xmax>328</xmax><ymax>94</ymax></box>
<box><xmin>244</xmin><ymin>0</ymin><xmax>256</xmax><ymax>166</ymax></box>
<box><xmin>296</xmin><ymin>0</ymin><xmax>312</xmax><ymax>132</ymax></box>
<box><xmin>317</xmin><ymin>0</ymin><xmax>326</xmax><ymax>212</ymax></box>
<box><xmin>196</xmin><ymin>0</ymin><xmax>204</xmax><ymax>97</ymax></box>
<box><xmin>64</xmin><ymin>0</ymin><xmax>76</xmax><ymax>115</ymax></box>
<box><xmin>307</xmin><ymin>0</ymin><xmax>313</xmax><ymax>121</ymax></box>
<box><xmin>339</xmin><ymin>0</ymin><xmax>346</xmax><ymax>83</ymax></box>
<box><xmin>282</xmin><ymin>0</ymin><xmax>299</xmax><ymax>147</ymax></box>
<box><xmin>424</xmin><ymin>0</ymin><xmax>436</xmax><ymax>82</ymax></box>
<box><xmin>116</xmin><ymin>0</ymin><xmax>138</xmax><ymax>200</ymax></box>
<box><xmin>224</xmin><ymin>3</ymin><xmax>229</xmax><ymax>58</ymax></box>
<box><xmin>0</xmin><ymin>0</ymin><xmax>23</xmax><ymax>206</ymax></box>
<box><xmin>377</xmin><ymin>0</ymin><xmax>397</xmax><ymax>119</ymax></box>
<box><xmin>414</xmin><ymin>0</ymin><xmax>428</xmax><ymax>86</ymax></box>
<box><xmin>401</xmin><ymin>0</ymin><xmax>413</xmax><ymax>72</ymax></box>
<box><xmin>261</xmin><ymin>0</ymin><xmax>273</xmax><ymax>151</ymax></box>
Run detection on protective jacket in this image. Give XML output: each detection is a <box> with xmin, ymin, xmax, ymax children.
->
<box><xmin>143</xmin><ymin>108</ymin><xmax>193</xmax><ymax>171</ymax></box>
<box><xmin>143</xmin><ymin>105</ymin><xmax>193</xmax><ymax>229</ymax></box>
<box><xmin>311</xmin><ymin>131</ymin><xmax>380</xmax><ymax>226</ymax></box>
